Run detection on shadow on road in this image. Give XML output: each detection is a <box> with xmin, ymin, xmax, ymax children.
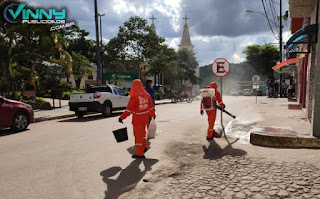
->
<box><xmin>0</xmin><ymin>128</ymin><xmax>30</xmax><ymax>137</ymax></box>
<box><xmin>100</xmin><ymin>158</ymin><xmax>159</xmax><ymax>199</ymax></box>
<box><xmin>58</xmin><ymin>112</ymin><xmax>122</xmax><ymax>123</ymax></box>
<box><xmin>202</xmin><ymin>137</ymin><xmax>247</xmax><ymax>160</ymax></box>
<box><xmin>127</xmin><ymin>139</ymin><xmax>152</xmax><ymax>155</ymax></box>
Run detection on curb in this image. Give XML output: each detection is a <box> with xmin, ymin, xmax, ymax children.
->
<box><xmin>34</xmin><ymin>101</ymin><xmax>173</xmax><ymax>123</ymax></box>
<box><xmin>250</xmin><ymin>132</ymin><xmax>320</xmax><ymax>149</ymax></box>
<box><xmin>35</xmin><ymin>114</ymin><xmax>76</xmax><ymax>123</ymax></box>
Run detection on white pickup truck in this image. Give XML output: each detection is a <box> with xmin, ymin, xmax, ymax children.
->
<box><xmin>69</xmin><ymin>84</ymin><xmax>130</xmax><ymax>118</ymax></box>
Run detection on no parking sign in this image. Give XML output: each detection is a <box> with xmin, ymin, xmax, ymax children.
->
<box><xmin>212</xmin><ymin>58</ymin><xmax>230</xmax><ymax>77</ymax></box>
<box><xmin>211</xmin><ymin>58</ymin><xmax>230</xmax><ymax>127</ymax></box>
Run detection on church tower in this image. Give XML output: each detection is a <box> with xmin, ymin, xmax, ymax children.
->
<box><xmin>148</xmin><ymin>15</ymin><xmax>163</xmax><ymax>86</ymax></box>
<box><xmin>178</xmin><ymin>15</ymin><xmax>199</xmax><ymax>91</ymax></box>
<box><xmin>150</xmin><ymin>15</ymin><xmax>157</xmax><ymax>34</ymax></box>
<box><xmin>179</xmin><ymin>15</ymin><xmax>194</xmax><ymax>51</ymax></box>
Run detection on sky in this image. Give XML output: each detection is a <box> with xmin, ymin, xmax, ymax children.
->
<box><xmin>28</xmin><ymin>0</ymin><xmax>291</xmax><ymax>66</ymax></box>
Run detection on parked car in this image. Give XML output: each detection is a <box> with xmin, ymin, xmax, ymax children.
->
<box><xmin>243</xmin><ymin>89</ymin><xmax>252</xmax><ymax>96</ymax></box>
<box><xmin>230</xmin><ymin>89</ymin><xmax>239</xmax><ymax>95</ymax></box>
<box><xmin>0</xmin><ymin>96</ymin><xmax>34</xmax><ymax>132</ymax></box>
<box><xmin>238</xmin><ymin>89</ymin><xmax>244</xmax><ymax>95</ymax></box>
<box><xmin>69</xmin><ymin>85</ymin><xmax>130</xmax><ymax>118</ymax></box>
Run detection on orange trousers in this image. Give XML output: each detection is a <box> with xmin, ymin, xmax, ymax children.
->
<box><xmin>133</xmin><ymin>125</ymin><xmax>148</xmax><ymax>156</ymax></box>
<box><xmin>206</xmin><ymin>109</ymin><xmax>217</xmax><ymax>138</ymax></box>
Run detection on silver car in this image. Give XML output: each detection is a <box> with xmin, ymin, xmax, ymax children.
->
<box><xmin>243</xmin><ymin>89</ymin><xmax>251</xmax><ymax>96</ymax></box>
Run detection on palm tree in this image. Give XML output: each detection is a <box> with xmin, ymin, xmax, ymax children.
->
<box><xmin>49</xmin><ymin>33</ymin><xmax>72</xmax><ymax>83</ymax></box>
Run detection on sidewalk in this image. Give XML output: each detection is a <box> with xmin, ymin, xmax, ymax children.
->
<box><xmin>246</xmin><ymin>97</ymin><xmax>320</xmax><ymax>148</ymax></box>
<box><xmin>34</xmin><ymin>99</ymin><xmax>172</xmax><ymax>122</ymax></box>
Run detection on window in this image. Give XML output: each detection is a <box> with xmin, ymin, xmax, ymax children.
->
<box><xmin>87</xmin><ymin>86</ymin><xmax>111</xmax><ymax>93</ymax></box>
<box><xmin>99</xmin><ymin>86</ymin><xmax>112</xmax><ymax>93</ymax></box>
<box><xmin>116</xmin><ymin>88</ymin><xmax>127</xmax><ymax>96</ymax></box>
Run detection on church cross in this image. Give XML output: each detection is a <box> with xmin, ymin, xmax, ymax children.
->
<box><xmin>150</xmin><ymin>15</ymin><xmax>156</xmax><ymax>24</ymax></box>
<box><xmin>182</xmin><ymin>15</ymin><xmax>190</xmax><ymax>25</ymax></box>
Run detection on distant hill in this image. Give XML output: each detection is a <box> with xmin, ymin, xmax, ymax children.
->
<box><xmin>200</xmin><ymin>62</ymin><xmax>262</xmax><ymax>92</ymax></box>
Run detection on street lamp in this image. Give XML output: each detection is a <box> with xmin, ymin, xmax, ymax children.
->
<box><xmin>245</xmin><ymin>9</ymin><xmax>279</xmax><ymax>27</ymax></box>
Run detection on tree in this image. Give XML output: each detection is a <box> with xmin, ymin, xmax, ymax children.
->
<box><xmin>0</xmin><ymin>0</ymin><xmax>58</xmax><ymax>95</ymax></box>
<box><xmin>71</xmin><ymin>52</ymin><xmax>94</xmax><ymax>89</ymax></box>
<box><xmin>177</xmin><ymin>48</ymin><xmax>200</xmax><ymax>86</ymax></box>
<box><xmin>64</xmin><ymin>26</ymin><xmax>97</xmax><ymax>64</ymax></box>
<box><xmin>147</xmin><ymin>44</ymin><xmax>177</xmax><ymax>76</ymax></box>
<box><xmin>106</xmin><ymin>16</ymin><xmax>164</xmax><ymax>74</ymax></box>
<box><xmin>49</xmin><ymin>33</ymin><xmax>72</xmax><ymax>83</ymax></box>
<box><xmin>243</xmin><ymin>43</ymin><xmax>279</xmax><ymax>79</ymax></box>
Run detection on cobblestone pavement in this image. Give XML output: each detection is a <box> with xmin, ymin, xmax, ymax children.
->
<box><xmin>159</xmin><ymin>154</ymin><xmax>320</xmax><ymax>199</ymax></box>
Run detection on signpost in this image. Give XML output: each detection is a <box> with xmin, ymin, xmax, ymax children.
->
<box><xmin>252</xmin><ymin>75</ymin><xmax>260</xmax><ymax>104</ymax></box>
<box><xmin>212</xmin><ymin>58</ymin><xmax>230</xmax><ymax>132</ymax></box>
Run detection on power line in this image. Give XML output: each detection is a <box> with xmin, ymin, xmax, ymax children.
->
<box><xmin>261</xmin><ymin>0</ymin><xmax>279</xmax><ymax>40</ymax></box>
<box><xmin>268</xmin><ymin>0</ymin><xmax>279</xmax><ymax>27</ymax></box>
<box><xmin>267</xmin><ymin>0</ymin><xmax>279</xmax><ymax>33</ymax></box>
<box><xmin>270</xmin><ymin>0</ymin><xmax>280</xmax><ymax>5</ymax></box>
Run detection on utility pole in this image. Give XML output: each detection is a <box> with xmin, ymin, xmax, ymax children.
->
<box><xmin>94</xmin><ymin>0</ymin><xmax>102</xmax><ymax>85</ymax></box>
<box><xmin>98</xmin><ymin>13</ymin><xmax>105</xmax><ymax>85</ymax></box>
<box><xmin>279</xmin><ymin>0</ymin><xmax>283</xmax><ymax>96</ymax></box>
<box><xmin>279</xmin><ymin>0</ymin><xmax>282</xmax><ymax>63</ymax></box>
<box><xmin>313</xmin><ymin>0</ymin><xmax>320</xmax><ymax>138</ymax></box>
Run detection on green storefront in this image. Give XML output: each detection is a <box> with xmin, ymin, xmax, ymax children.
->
<box><xmin>103</xmin><ymin>73</ymin><xmax>139</xmax><ymax>86</ymax></box>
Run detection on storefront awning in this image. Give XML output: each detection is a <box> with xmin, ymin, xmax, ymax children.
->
<box><xmin>286</xmin><ymin>24</ymin><xmax>318</xmax><ymax>55</ymax></box>
<box><xmin>272</xmin><ymin>58</ymin><xmax>301</xmax><ymax>73</ymax></box>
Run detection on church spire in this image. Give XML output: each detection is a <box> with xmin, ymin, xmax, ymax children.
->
<box><xmin>179</xmin><ymin>15</ymin><xmax>194</xmax><ymax>51</ymax></box>
<box><xmin>150</xmin><ymin>15</ymin><xmax>157</xmax><ymax>34</ymax></box>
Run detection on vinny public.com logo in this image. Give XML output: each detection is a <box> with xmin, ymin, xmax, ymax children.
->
<box><xmin>3</xmin><ymin>3</ymin><xmax>66</xmax><ymax>24</ymax></box>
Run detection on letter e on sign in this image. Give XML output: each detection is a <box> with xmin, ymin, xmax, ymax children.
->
<box><xmin>212</xmin><ymin>58</ymin><xmax>230</xmax><ymax>77</ymax></box>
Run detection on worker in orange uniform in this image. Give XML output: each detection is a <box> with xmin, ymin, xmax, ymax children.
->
<box><xmin>119</xmin><ymin>79</ymin><xmax>156</xmax><ymax>159</ymax></box>
<box><xmin>200</xmin><ymin>82</ymin><xmax>225</xmax><ymax>141</ymax></box>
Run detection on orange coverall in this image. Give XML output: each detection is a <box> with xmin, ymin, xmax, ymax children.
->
<box><xmin>201</xmin><ymin>82</ymin><xmax>225</xmax><ymax>139</ymax></box>
<box><xmin>120</xmin><ymin>80</ymin><xmax>155</xmax><ymax>156</ymax></box>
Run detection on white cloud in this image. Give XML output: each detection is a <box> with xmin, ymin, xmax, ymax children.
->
<box><xmin>166</xmin><ymin>37</ymin><xmax>180</xmax><ymax>50</ymax></box>
<box><xmin>25</xmin><ymin>0</ymin><xmax>289</xmax><ymax>67</ymax></box>
<box><xmin>153</xmin><ymin>0</ymin><xmax>182</xmax><ymax>32</ymax></box>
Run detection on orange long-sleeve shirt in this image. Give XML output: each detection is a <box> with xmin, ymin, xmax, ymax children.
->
<box><xmin>120</xmin><ymin>94</ymin><xmax>155</xmax><ymax>125</ymax></box>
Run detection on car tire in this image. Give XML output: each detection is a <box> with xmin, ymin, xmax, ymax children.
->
<box><xmin>75</xmin><ymin>111</ymin><xmax>85</xmax><ymax>118</ymax></box>
<box><xmin>186</xmin><ymin>96</ymin><xmax>193</xmax><ymax>103</ymax></box>
<box><xmin>11</xmin><ymin>112</ymin><xmax>30</xmax><ymax>132</ymax></box>
<box><xmin>102</xmin><ymin>104</ymin><xmax>112</xmax><ymax>117</ymax></box>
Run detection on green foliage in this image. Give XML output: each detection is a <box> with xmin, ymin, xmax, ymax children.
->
<box><xmin>147</xmin><ymin>44</ymin><xmax>177</xmax><ymax>76</ymax></box>
<box><xmin>62</xmin><ymin>91</ymin><xmax>70</xmax><ymax>100</ymax></box>
<box><xmin>6</xmin><ymin>92</ymin><xmax>22</xmax><ymax>101</ymax></box>
<box><xmin>71</xmin><ymin>51</ymin><xmax>94</xmax><ymax>89</ymax></box>
<box><xmin>62</xmin><ymin>90</ymin><xmax>85</xmax><ymax>100</ymax></box>
<box><xmin>243</xmin><ymin>43</ymin><xmax>279</xmax><ymax>79</ymax></box>
<box><xmin>35</xmin><ymin>63</ymin><xmax>65</xmax><ymax>91</ymax></box>
<box><xmin>177</xmin><ymin>49</ymin><xmax>200</xmax><ymax>85</ymax></box>
<box><xmin>0</xmin><ymin>0</ymin><xmax>66</xmax><ymax>95</ymax></box>
<box><xmin>64</xmin><ymin>26</ymin><xmax>97</xmax><ymax>64</ymax></box>
<box><xmin>106</xmin><ymin>16</ymin><xmax>165</xmax><ymax>70</ymax></box>
<box><xmin>35</xmin><ymin>97</ymin><xmax>45</xmax><ymax>102</ymax></box>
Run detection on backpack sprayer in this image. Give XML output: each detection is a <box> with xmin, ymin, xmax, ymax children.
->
<box><xmin>200</xmin><ymin>88</ymin><xmax>236</xmax><ymax>119</ymax></box>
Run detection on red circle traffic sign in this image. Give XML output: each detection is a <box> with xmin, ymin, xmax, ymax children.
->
<box><xmin>252</xmin><ymin>75</ymin><xmax>260</xmax><ymax>83</ymax></box>
<box><xmin>212</xmin><ymin>58</ymin><xmax>230</xmax><ymax>77</ymax></box>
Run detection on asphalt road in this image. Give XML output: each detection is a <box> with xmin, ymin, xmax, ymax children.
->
<box><xmin>0</xmin><ymin>96</ymin><xmax>319</xmax><ymax>199</ymax></box>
